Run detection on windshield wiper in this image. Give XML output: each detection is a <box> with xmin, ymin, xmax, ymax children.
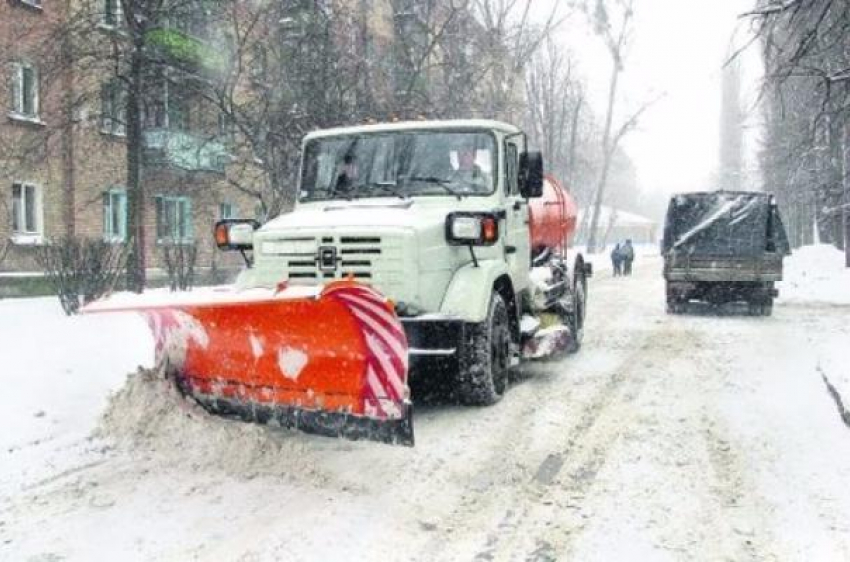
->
<box><xmin>371</xmin><ymin>182</ymin><xmax>408</xmax><ymax>199</ymax></box>
<box><xmin>406</xmin><ymin>176</ymin><xmax>463</xmax><ymax>200</ymax></box>
<box><xmin>341</xmin><ymin>183</ymin><xmax>407</xmax><ymax>200</ymax></box>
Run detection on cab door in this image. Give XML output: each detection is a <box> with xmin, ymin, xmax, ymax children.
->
<box><xmin>503</xmin><ymin>137</ymin><xmax>531</xmax><ymax>292</ymax></box>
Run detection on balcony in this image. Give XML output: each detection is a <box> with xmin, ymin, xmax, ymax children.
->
<box><xmin>143</xmin><ymin>128</ymin><xmax>229</xmax><ymax>174</ymax></box>
<box><xmin>145</xmin><ymin>27</ymin><xmax>226</xmax><ymax>76</ymax></box>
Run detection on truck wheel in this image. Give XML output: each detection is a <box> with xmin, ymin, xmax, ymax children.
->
<box><xmin>567</xmin><ymin>270</ymin><xmax>586</xmax><ymax>353</ymax></box>
<box><xmin>749</xmin><ymin>296</ymin><xmax>773</xmax><ymax>316</ymax></box>
<box><xmin>457</xmin><ymin>291</ymin><xmax>511</xmax><ymax>406</ymax></box>
<box><xmin>666</xmin><ymin>284</ymin><xmax>683</xmax><ymax>314</ymax></box>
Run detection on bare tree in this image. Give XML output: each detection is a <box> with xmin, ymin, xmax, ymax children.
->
<box><xmin>523</xmin><ymin>36</ymin><xmax>600</xmax><ymax>211</ymax></box>
<box><xmin>587</xmin><ymin>0</ymin><xmax>634</xmax><ymax>253</ymax></box>
<box><xmin>584</xmin><ymin>0</ymin><xmax>656</xmax><ymax>253</ymax></box>
<box><xmin>470</xmin><ymin>0</ymin><xmax>565</xmax><ymax>121</ymax></box>
<box><xmin>748</xmin><ymin>0</ymin><xmax>850</xmax><ymax>264</ymax></box>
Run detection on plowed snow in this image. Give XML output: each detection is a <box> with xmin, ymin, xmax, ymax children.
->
<box><xmin>97</xmin><ymin>369</ymin><xmax>329</xmax><ymax>481</ymax></box>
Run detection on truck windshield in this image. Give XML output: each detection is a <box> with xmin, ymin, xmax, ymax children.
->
<box><xmin>299</xmin><ymin>131</ymin><xmax>496</xmax><ymax>201</ymax></box>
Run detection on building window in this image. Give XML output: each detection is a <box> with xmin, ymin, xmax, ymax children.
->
<box><xmin>102</xmin><ymin>189</ymin><xmax>127</xmax><ymax>242</ymax></box>
<box><xmin>11</xmin><ymin>182</ymin><xmax>42</xmax><ymax>241</ymax></box>
<box><xmin>102</xmin><ymin>0</ymin><xmax>123</xmax><ymax>27</ymax></box>
<box><xmin>100</xmin><ymin>80</ymin><xmax>126</xmax><ymax>136</ymax></box>
<box><xmin>9</xmin><ymin>62</ymin><xmax>40</xmax><ymax>119</ymax></box>
<box><xmin>219</xmin><ymin>202</ymin><xmax>236</xmax><ymax>219</ymax></box>
<box><xmin>155</xmin><ymin>195</ymin><xmax>193</xmax><ymax>243</ymax></box>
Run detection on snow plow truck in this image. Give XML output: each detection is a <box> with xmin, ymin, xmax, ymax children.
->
<box><xmin>86</xmin><ymin>120</ymin><xmax>590</xmax><ymax>446</ymax></box>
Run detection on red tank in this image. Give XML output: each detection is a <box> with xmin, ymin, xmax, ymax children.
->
<box><xmin>528</xmin><ymin>175</ymin><xmax>578</xmax><ymax>257</ymax></box>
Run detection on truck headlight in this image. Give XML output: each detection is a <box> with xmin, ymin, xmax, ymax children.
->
<box><xmin>445</xmin><ymin>212</ymin><xmax>500</xmax><ymax>246</ymax></box>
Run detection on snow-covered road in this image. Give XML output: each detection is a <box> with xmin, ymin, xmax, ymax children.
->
<box><xmin>3</xmin><ymin>252</ymin><xmax>850</xmax><ymax>561</ymax></box>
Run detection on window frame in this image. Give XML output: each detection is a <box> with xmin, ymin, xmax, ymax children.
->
<box><xmin>102</xmin><ymin>188</ymin><xmax>128</xmax><ymax>242</ymax></box>
<box><xmin>100</xmin><ymin>79</ymin><xmax>126</xmax><ymax>136</ymax></box>
<box><xmin>504</xmin><ymin>140</ymin><xmax>519</xmax><ymax>196</ymax></box>
<box><xmin>155</xmin><ymin>195</ymin><xmax>194</xmax><ymax>244</ymax></box>
<box><xmin>219</xmin><ymin>201</ymin><xmax>236</xmax><ymax>219</ymax></box>
<box><xmin>9</xmin><ymin>61</ymin><xmax>41</xmax><ymax>121</ymax></box>
<box><xmin>10</xmin><ymin>181</ymin><xmax>44</xmax><ymax>244</ymax></box>
<box><xmin>100</xmin><ymin>0</ymin><xmax>124</xmax><ymax>28</ymax></box>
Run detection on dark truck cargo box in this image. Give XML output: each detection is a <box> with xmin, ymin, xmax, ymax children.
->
<box><xmin>661</xmin><ymin>191</ymin><xmax>790</xmax><ymax>314</ymax></box>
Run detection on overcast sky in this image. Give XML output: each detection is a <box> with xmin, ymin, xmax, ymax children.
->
<box><xmin>530</xmin><ymin>1</ymin><xmax>761</xmax><ymax>196</ymax></box>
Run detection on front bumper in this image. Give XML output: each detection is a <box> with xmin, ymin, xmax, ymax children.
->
<box><xmin>401</xmin><ymin>316</ymin><xmax>463</xmax><ymax>355</ymax></box>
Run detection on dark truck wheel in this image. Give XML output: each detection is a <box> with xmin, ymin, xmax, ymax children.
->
<box><xmin>567</xmin><ymin>267</ymin><xmax>587</xmax><ymax>353</ymax></box>
<box><xmin>746</xmin><ymin>283</ymin><xmax>774</xmax><ymax>316</ymax></box>
<box><xmin>457</xmin><ymin>291</ymin><xmax>511</xmax><ymax>405</ymax></box>
<box><xmin>748</xmin><ymin>296</ymin><xmax>774</xmax><ymax>316</ymax></box>
<box><xmin>666</xmin><ymin>283</ymin><xmax>685</xmax><ymax>314</ymax></box>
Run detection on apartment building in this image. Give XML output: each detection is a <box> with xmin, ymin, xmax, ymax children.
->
<box><xmin>0</xmin><ymin>0</ymin><xmax>259</xmax><ymax>291</ymax></box>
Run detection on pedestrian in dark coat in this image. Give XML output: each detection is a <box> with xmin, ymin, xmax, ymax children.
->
<box><xmin>621</xmin><ymin>239</ymin><xmax>635</xmax><ymax>276</ymax></box>
<box><xmin>611</xmin><ymin>243</ymin><xmax>623</xmax><ymax>276</ymax></box>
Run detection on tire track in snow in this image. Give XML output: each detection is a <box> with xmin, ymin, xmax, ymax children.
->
<box><xmin>700</xmin><ymin>415</ymin><xmax>778</xmax><ymax>561</ymax></box>
<box><xmin>425</xmin><ymin>322</ymin><xmax>672</xmax><ymax>562</ymax></box>
<box><xmin>486</xmin><ymin>326</ymin><xmax>693</xmax><ymax>562</ymax></box>
<box><xmin>412</xmin><ymin>260</ymin><xmax>665</xmax><ymax>561</ymax></box>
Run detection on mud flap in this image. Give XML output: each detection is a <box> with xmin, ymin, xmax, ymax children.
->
<box><xmin>84</xmin><ymin>281</ymin><xmax>414</xmax><ymax>447</ymax></box>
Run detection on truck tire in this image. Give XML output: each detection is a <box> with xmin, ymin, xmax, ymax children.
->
<box><xmin>457</xmin><ymin>291</ymin><xmax>511</xmax><ymax>406</ymax></box>
<box><xmin>567</xmin><ymin>269</ymin><xmax>587</xmax><ymax>353</ymax></box>
<box><xmin>666</xmin><ymin>283</ymin><xmax>684</xmax><ymax>314</ymax></box>
<box><xmin>748</xmin><ymin>296</ymin><xmax>773</xmax><ymax>316</ymax></box>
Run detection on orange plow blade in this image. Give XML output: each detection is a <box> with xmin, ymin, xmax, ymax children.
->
<box><xmin>84</xmin><ymin>281</ymin><xmax>413</xmax><ymax>446</ymax></box>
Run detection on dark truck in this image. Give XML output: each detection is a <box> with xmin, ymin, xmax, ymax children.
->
<box><xmin>662</xmin><ymin>190</ymin><xmax>790</xmax><ymax>315</ymax></box>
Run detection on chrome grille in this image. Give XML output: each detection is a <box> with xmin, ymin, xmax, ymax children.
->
<box><xmin>263</xmin><ymin>234</ymin><xmax>403</xmax><ymax>284</ymax></box>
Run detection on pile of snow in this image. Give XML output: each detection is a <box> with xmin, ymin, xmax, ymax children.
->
<box><xmin>778</xmin><ymin>244</ymin><xmax>850</xmax><ymax>305</ymax></box>
<box><xmin>98</xmin><ymin>368</ymin><xmax>329</xmax><ymax>481</ymax></box>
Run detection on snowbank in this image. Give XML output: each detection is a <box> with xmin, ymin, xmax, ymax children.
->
<box><xmin>0</xmin><ymin>297</ymin><xmax>152</xmax><ymax>496</ymax></box>
<box><xmin>0</xmin><ymin>297</ymin><xmax>152</xmax><ymax>452</ymax></box>
<box><xmin>778</xmin><ymin>244</ymin><xmax>850</xmax><ymax>305</ymax></box>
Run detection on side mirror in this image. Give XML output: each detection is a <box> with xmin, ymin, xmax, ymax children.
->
<box><xmin>214</xmin><ymin>218</ymin><xmax>259</xmax><ymax>251</ymax></box>
<box><xmin>519</xmin><ymin>151</ymin><xmax>544</xmax><ymax>198</ymax></box>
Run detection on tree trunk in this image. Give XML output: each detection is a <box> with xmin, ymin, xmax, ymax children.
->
<box><xmin>586</xmin><ymin>61</ymin><xmax>620</xmax><ymax>254</ymax></box>
<box><xmin>60</xmin><ymin>10</ymin><xmax>76</xmax><ymax>238</ymax></box>
<box><xmin>841</xmin><ymin>116</ymin><xmax>850</xmax><ymax>267</ymax></box>
<box><xmin>565</xmin><ymin>95</ymin><xmax>582</xmax><ymax>187</ymax></box>
<box><xmin>125</xmin><ymin>46</ymin><xmax>146</xmax><ymax>291</ymax></box>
